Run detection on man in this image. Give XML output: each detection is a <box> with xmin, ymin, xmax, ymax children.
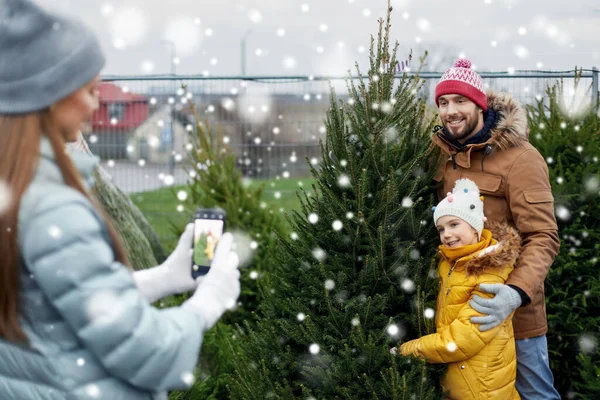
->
<box><xmin>431</xmin><ymin>58</ymin><xmax>561</xmax><ymax>399</ymax></box>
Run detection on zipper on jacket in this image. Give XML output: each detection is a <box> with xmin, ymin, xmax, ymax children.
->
<box><xmin>443</xmin><ymin>260</ymin><xmax>458</xmax><ymax>296</ymax></box>
<box><xmin>480</xmin><ymin>145</ymin><xmax>492</xmax><ymax>172</ymax></box>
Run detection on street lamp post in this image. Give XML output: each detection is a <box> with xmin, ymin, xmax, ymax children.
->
<box><xmin>240</xmin><ymin>30</ymin><xmax>252</xmax><ymax>76</ymax></box>
<box><xmin>161</xmin><ymin>40</ymin><xmax>177</xmax><ymax>176</ymax></box>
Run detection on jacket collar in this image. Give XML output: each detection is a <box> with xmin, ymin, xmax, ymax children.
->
<box><xmin>438</xmin><ymin>222</ymin><xmax>522</xmax><ymax>277</ymax></box>
<box><xmin>38</xmin><ymin>135</ymin><xmax>99</xmax><ymax>187</ymax></box>
<box><xmin>433</xmin><ymin>90</ymin><xmax>529</xmax><ymax>157</ymax></box>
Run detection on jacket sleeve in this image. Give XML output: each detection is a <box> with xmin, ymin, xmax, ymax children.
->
<box><xmin>504</xmin><ymin>149</ymin><xmax>560</xmax><ymax>300</ymax></box>
<box><xmin>19</xmin><ymin>194</ymin><xmax>205</xmax><ymax>391</ymax></box>
<box><xmin>416</xmin><ymin>285</ymin><xmax>506</xmax><ymax>364</ymax></box>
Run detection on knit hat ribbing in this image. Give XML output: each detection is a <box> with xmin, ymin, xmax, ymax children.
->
<box><xmin>0</xmin><ymin>0</ymin><xmax>105</xmax><ymax>114</ymax></box>
<box><xmin>435</xmin><ymin>59</ymin><xmax>487</xmax><ymax>112</ymax></box>
<box><xmin>433</xmin><ymin>178</ymin><xmax>486</xmax><ymax>238</ymax></box>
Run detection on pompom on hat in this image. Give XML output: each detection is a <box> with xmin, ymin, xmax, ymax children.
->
<box><xmin>0</xmin><ymin>0</ymin><xmax>105</xmax><ymax>114</ymax></box>
<box><xmin>435</xmin><ymin>58</ymin><xmax>487</xmax><ymax>112</ymax></box>
<box><xmin>432</xmin><ymin>178</ymin><xmax>486</xmax><ymax>238</ymax></box>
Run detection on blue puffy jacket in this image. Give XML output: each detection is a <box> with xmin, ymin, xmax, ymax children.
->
<box><xmin>0</xmin><ymin>137</ymin><xmax>205</xmax><ymax>399</ymax></box>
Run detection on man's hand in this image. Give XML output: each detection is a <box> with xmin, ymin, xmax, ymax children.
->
<box><xmin>470</xmin><ymin>283</ymin><xmax>522</xmax><ymax>331</ymax></box>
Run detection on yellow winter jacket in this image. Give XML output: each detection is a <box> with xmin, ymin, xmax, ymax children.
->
<box><xmin>408</xmin><ymin>225</ymin><xmax>521</xmax><ymax>399</ymax></box>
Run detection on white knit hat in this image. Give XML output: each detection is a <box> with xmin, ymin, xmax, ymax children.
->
<box><xmin>433</xmin><ymin>179</ymin><xmax>486</xmax><ymax>238</ymax></box>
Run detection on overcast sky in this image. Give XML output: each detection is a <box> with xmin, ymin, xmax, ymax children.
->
<box><xmin>37</xmin><ymin>0</ymin><xmax>600</xmax><ymax>77</ymax></box>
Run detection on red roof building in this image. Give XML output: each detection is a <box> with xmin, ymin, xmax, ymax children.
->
<box><xmin>91</xmin><ymin>82</ymin><xmax>149</xmax><ymax>131</ymax></box>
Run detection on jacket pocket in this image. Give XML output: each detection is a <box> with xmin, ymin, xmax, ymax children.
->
<box><xmin>523</xmin><ymin>189</ymin><xmax>554</xmax><ymax>204</ymax></box>
<box><xmin>463</xmin><ymin>172</ymin><xmax>503</xmax><ymax>195</ymax></box>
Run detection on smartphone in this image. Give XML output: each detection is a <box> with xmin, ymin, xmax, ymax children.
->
<box><xmin>192</xmin><ymin>208</ymin><xmax>226</xmax><ymax>278</ymax></box>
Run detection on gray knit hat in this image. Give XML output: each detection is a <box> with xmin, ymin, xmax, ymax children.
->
<box><xmin>433</xmin><ymin>178</ymin><xmax>487</xmax><ymax>239</ymax></box>
<box><xmin>0</xmin><ymin>0</ymin><xmax>105</xmax><ymax>114</ymax></box>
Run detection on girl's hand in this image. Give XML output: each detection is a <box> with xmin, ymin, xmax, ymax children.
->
<box><xmin>399</xmin><ymin>339</ymin><xmax>421</xmax><ymax>357</ymax></box>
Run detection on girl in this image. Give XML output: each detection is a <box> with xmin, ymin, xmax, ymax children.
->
<box><xmin>399</xmin><ymin>179</ymin><xmax>521</xmax><ymax>399</ymax></box>
<box><xmin>0</xmin><ymin>1</ymin><xmax>240</xmax><ymax>399</ymax></box>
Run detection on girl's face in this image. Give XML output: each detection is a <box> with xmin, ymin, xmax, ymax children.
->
<box><xmin>49</xmin><ymin>76</ymin><xmax>100</xmax><ymax>142</ymax></box>
<box><xmin>436</xmin><ymin>216</ymin><xmax>479</xmax><ymax>248</ymax></box>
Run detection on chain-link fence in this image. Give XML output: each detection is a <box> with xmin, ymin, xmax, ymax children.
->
<box><xmin>93</xmin><ymin>69</ymin><xmax>598</xmax><ymax>194</ymax></box>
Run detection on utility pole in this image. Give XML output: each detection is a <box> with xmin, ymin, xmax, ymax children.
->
<box><xmin>241</xmin><ymin>30</ymin><xmax>252</xmax><ymax>76</ymax></box>
<box><xmin>161</xmin><ymin>40</ymin><xmax>177</xmax><ymax>176</ymax></box>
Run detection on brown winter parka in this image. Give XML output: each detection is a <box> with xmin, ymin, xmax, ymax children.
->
<box><xmin>431</xmin><ymin>90</ymin><xmax>560</xmax><ymax>340</ymax></box>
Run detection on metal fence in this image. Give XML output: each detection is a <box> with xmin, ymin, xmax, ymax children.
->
<box><xmin>93</xmin><ymin>68</ymin><xmax>599</xmax><ymax>194</ymax></box>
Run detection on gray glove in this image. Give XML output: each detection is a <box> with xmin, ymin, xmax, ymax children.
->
<box><xmin>469</xmin><ymin>283</ymin><xmax>522</xmax><ymax>332</ymax></box>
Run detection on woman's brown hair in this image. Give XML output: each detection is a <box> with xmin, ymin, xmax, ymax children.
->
<box><xmin>0</xmin><ymin>112</ymin><xmax>129</xmax><ymax>342</ymax></box>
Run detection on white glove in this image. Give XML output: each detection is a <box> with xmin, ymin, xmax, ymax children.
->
<box><xmin>470</xmin><ymin>283</ymin><xmax>522</xmax><ymax>332</ymax></box>
<box><xmin>183</xmin><ymin>232</ymin><xmax>240</xmax><ymax>330</ymax></box>
<box><xmin>133</xmin><ymin>223</ymin><xmax>197</xmax><ymax>303</ymax></box>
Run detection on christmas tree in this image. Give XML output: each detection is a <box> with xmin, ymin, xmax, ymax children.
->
<box><xmin>526</xmin><ymin>73</ymin><xmax>600</xmax><ymax>398</ymax></box>
<box><xmin>168</xmin><ymin>94</ymin><xmax>290</xmax><ymax>399</ymax></box>
<box><xmin>225</xmin><ymin>3</ymin><xmax>442</xmax><ymax>398</ymax></box>
<box><xmin>67</xmin><ymin>133</ymin><xmax>167</xmax><ymax>270</ymax></box>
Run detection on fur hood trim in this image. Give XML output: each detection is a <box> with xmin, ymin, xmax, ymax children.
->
<box><xmin>464</xmin><ymin>222</ymin><xmax>522</xmax><ymax>277</ymax></box>
<box><xmin>485</xmin><ymin>90</ymin><xmax>529</xmax><ymax>151</ymax></box>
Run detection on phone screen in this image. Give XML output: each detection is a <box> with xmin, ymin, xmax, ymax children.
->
<box><xmin>192</xmin><ymin>215</ymin><xmax>225</xmax><ymax>277</ymax></box>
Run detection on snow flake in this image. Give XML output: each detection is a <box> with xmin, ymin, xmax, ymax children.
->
<box><xmin>398</xmin><ymin>279</ymin><xmax>414</xmax><ymax>293</ymax></box>
<box><xmin>416</xmin><ymin>18</ymin><xmax>431</xmax><ymax>32</ymax></box>
<box><xmin>86</xmin><ymin>290</ymin><xmax>125</xmax><ymax>326</ymax></box>
<box><xmin>387</xmin><ymin>324</ymin><xmax>400</xmax><ymax>337</ymax></box>
<box><xmin>338</xmin><ymin>174</ymin><xmax>351</xmax><ymax>188</ymax></box>
<box><xmin>308</xmin><ymin>213</ymin><xmax>319</xmax><ymax>224</ymax></box>
<box><xmin>76</xmin><ymin>358</ymin><xmax>85</xmax><ymax>367</ymax></box>
<box><xmin>584</xmin><ymin>176</ymin><xmax>599</xmax><ymax>192</ymax></box>
<box><xmin>578</xmin><ymin>334</ymin><xmax>597</xmax><ymax>354</ymax></box>
<box><xmin>164</xmin><ymin>175</ymin><xmax>175</xmax><ymax>186</ymax></box>
<box><xmin>312</xmin><ymin>248</ymin><xmax>326</xmax><ymax>261</ymax></box>
<box><xmin>514</xmin><ymin>45</ymin><xmax>529</xmax><ymax>59</ymax></box>
<box><xmin>48</xmin><ymin>226</ymin><xmax>62</xmax><ymax>240</ymax></box>
<box><xmin>248</xmin><ymin>9</ymin><xmax>263</xmax><ymax>23</ymax></box>
<box><xmin>332</xmin><ymin>220</ymin><xmax>343</xmax><ymax>231</ymax></box>
<box><xmin>297</xmin><ymin>312</ymin><xmax>306</xmax><ymax>321</ymax></box>
<box><xmin>401</xmin><ymin>197</ymin><xmax>413</xmax><ymax>208</ymax></box>
<box><xmin>181</xmin><ymin>371</ymin><xmax>196</xmax><ymax>386</ymax></box>
<box><xmin>324</xmin><ymin>279</ymin><xmax>335</xmax><ymax>290</ymax></box>
<box><xmin>164</xmin><ymin>18</ymin><xmax>202</xmax><ymax>55</ymax></box>
<box><xmin>446</xmin><ymin>342</ymin><xmax>457</xmax><ymax>352</ymax></box>
<box><xmin>555</xmin><ymin>205</ymin><xmax>571</xmax><ymax>221</ymax></box>
<box><xmin>85</xmin><ymin>384</ymin><xmax>101</xmax><ymax>398</ymax></box>
<box><xmin>309</xmin><ymin>343</ymin><xmax>320</xmax><ymax>354</ymax></box>
<box><xmin>346</xmin><ymin>212</ymin><xmax>354</xmax><ymax>219</ymax></box>
<box><xmin>176</xmin><ymin>191</ymin><xmax>188</xmax><ymax>201</ymax></box>
<box><xmin>424</xmin><ymin>308</ymin><xmax>435</xmax><ymax>319</ymax></box>
<box><xmin>109</xmin><ymin>7</ymin><xmax>147</xmax><ymax>48</ymax></box>
<box><xmin>249</xmin><ymin>271</ymin><xmax>258</xmax><ymax>280</ymax></box>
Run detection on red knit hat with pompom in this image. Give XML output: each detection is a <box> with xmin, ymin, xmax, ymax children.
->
<box><xmin>435</xmin><ymin>59</ymin><xmax>487</xmax><ymax>112</ymax></box>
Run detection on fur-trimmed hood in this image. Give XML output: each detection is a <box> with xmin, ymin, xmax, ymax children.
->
<box><xmin>485</xmin><ymin>90</ymin><xmax>529</xmax><ymax>151</ymax></box>
<box><xmin>463</xmin><ymin>222</ymin><xmax>522</xmax><ymax>277</ymax></box>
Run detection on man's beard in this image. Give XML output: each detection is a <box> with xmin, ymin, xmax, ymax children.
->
<box><xmin>443</xmin><ymin>111</ymin><xmax>480</xmax><ymax>142</ymax></box>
